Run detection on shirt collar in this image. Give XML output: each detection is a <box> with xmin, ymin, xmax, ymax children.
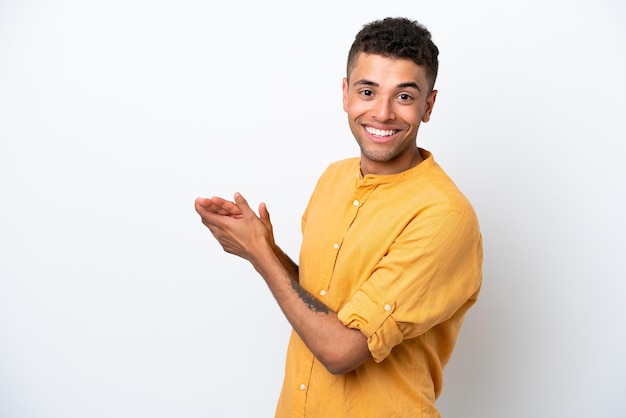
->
<box><xmin>357</xmin><ymin>148</ymin><xmax>434</xmax><ymax>185</ymax></box>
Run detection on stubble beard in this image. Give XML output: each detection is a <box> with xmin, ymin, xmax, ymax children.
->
<box><xmin>358</xmin><ymin>136</ymin><xmax>412</xmax><ymax>164</ymax></box>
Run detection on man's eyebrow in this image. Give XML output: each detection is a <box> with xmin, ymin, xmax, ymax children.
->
<box><xmin>397</xmin><ymin>81</ymin><xmax>422</xmax><ymax>92</ymax></box>
<box><xmin>352</xmin><ymin>79</ymin><xmax>378</xmax><ymax>87</ymax></box>
<box><xmin>352</xmin><ymin>79</ymin><xmax>422</xmax><ymax>92</ymax></box>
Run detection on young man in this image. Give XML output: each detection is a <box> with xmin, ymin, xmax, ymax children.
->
<box><xmin>195</xmin><ymin>17</ymin><xmax>483</xmax><ymax>418</ymax></box>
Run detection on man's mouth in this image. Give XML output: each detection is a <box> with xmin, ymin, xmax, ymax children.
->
<box><xmin>365</xmin><ymin>126</ymin><xmax>397</xmax><ymax>138</ymax></box>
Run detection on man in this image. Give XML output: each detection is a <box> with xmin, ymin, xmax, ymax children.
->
<box><xmin>195</xmin><ymin>17</ymin><xmax>482</xmax><ymax>417</ymax></box>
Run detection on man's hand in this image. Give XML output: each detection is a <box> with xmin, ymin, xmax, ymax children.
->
<box><xmin>195</xmin><ymin>193</ymin><xmax>274</xmax><ymax>262</ymax></box>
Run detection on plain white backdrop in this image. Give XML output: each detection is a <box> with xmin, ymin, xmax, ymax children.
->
<box><xmin>1</xmin><ymin>1</ymin><xmax>625</xmax><ymax>417</ymax></box>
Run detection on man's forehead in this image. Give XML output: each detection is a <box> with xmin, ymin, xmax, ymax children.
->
<box><xmin>348</xmin><ymin>53</ymin><xmax>428</xmax><ymax>87</ymax></box>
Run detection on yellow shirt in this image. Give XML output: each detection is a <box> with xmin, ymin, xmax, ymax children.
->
<box><xmin>275</xmin><ymin>149</ymin><xmax>483</xmax><ymax>418</ymax></box>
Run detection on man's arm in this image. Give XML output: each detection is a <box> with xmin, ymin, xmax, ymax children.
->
<box><xmin>257</xmin><ymin>201</ymin><xmax>301</xmax><ymax>282</ymax></box>
<box><xmin>251</xmin><ymin>244</ymin><xmax>369</xmax><ymax>375</ymax></box>
<box><xmin>271</xmin><ymin>244</ymin><xmax>300</xmax><ymax>282</ymax></box>
<box><xmin>195</xmin><ymin>193</ymin><xmax>370</xmax><ymax>374</ymax></box>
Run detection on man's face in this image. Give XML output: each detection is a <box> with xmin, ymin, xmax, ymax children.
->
<box><xmin>342</xmin><ymin>53</ymin><xmax>437</xmax><ymax>176</ymax></box>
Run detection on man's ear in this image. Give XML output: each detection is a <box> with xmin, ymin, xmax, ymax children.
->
<box><xmin>342</xmin><ymin>77</ymin><xmax>349</xmax><ymax>112</ymax></box>
<box><xmin>422</xmin><ymin>89</ymin><xmax>437</xmax><ymax>123</ymax></box>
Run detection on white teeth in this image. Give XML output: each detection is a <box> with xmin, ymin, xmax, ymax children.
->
<box><xmin>366</xmin><ymin>126</ymin><xmax>396</xmax><ymax>137</ymax></box>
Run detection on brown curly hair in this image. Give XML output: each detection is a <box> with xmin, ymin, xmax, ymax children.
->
<box><xmin>347</xmin><ymin>17</ymin><xmax>439</xmax><ymax>91</ymax></box>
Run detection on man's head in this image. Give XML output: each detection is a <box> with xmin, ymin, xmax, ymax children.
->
<box><xmin>347</xmin><ymin>17</ymin><xmax>439</xmax><ymax>92</ymax></box>
<box><xmin>342</xmin><ymin>17</ymin><xmax>440</xmax><ymax>176</ymax></box>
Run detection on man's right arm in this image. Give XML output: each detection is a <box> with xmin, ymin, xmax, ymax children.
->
<box><xmin>257</xmin><ymin>201</ymin><xmax>300</xmax><ymax>282</ymax></box>
<box><xmin>196</xmin><ymin>193</ymin><xmax>371</xmax><ymax>375</ymax></box>
<box><xmin>271</xmin><ymin>245</ymin><xmax>299</xmax><ymax>282</ymax></box>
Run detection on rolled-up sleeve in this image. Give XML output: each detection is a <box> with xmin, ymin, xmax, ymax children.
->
<box><xmin>338</xmin><ymin>293</ymin><xmax>402</xmax><ymax>362</ymax></box>
<box><xmin>337</xmin><ymin>209</ymin><xmax>482</xmax><ymax>363</ymax></box>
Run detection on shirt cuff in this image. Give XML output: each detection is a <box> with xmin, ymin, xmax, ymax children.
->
<box><xmin>337</xmin><ymin>289</ymin><xmax>404</xmax><ymax>363</ymax></box>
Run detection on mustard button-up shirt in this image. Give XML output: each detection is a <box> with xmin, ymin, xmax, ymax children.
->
<box><xmin>275</xmin><ymin>150</ymin><xmax>483</xmax><ymax>418</ymax></box>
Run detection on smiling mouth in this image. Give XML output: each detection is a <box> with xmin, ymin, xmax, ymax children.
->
<box><xmin>365</xmin><ymin>126</ymin><xmax>397</xmax><ymax>138</ymax></box>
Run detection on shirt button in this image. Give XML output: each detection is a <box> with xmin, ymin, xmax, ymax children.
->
<box><xmin>320</xmin><ymin>290</ymin><xmax>326</xmax><ymax>296</ymax></box>
<box><xmin>333</xmin><ymin>243</ymin><xmax>339</xmax><ymax>250</ymax></box>
<box><xmin>353</xmin><ymin>199</ymin><xmax>359</xmax><ymax>206</ymax></box>
<box><xmin>300</xmin><ymin>383</ymin><xmax>307</xmax><ymax>390</ymax></box>
<box><xmin>384</xmin><ymin>304</ymin><xmax>392</xmax><ymax>311</ymax></box>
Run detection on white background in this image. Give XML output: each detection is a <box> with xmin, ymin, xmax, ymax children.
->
<box><xmin>1</xmin><ymin>1</ymin><xmax>625</xmax><ymax>417</ymax></box>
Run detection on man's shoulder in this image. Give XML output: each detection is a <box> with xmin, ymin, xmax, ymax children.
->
<box><xmin>326</xmin><ymin>157</ymin><xmax>360</xmax><ymax>170</ymax></box>
<box><xmin>321</xmin><ymin>157</ymin><xmax>360</xmax><ymax>178</ymax></box>
<box><xmin>308</xmin><ymin>158</ymin><xmax>360</xmax><ymax>198</ymax></box>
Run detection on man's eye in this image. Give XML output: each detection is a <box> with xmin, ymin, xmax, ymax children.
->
<box><xmin>361</xmin><ymin>89</ymin><xmax>374</xmax><ymax>97</ymax></box>
<box><xmin>398</xmin><ymin>93</ymin><xmax>413</xmax><ymax>101</ymax></box>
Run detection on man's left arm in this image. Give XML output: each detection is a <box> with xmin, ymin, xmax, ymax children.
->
<box><xmin>195</xmin><ymin>193</ymin><xmax>370</xmax><ymax>374</ymax></box>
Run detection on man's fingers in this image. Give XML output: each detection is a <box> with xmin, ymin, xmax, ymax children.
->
<box><xmin>195</xmin><ymin>199</ymin><xmax>228</xmax><ymax>230</ymax></box>
<box><xmin>195</xmin><ymin>197</ymin><xmax>212</xmax><ymax>210</ymax></box>
<box><xmin>211</xmin><ymin>196</ymin><xmax>243</xmax><ymax>216</ymax></box>
<box><xmin>194</xmin><ymin>198</ymin><xmax>212</xmax><ymax>216</ymax></box>
<box><xmin>233</xmin><ymin>192</ymin><xmax>255</xmax><ymax>217</ymax></box>
<box><xmin>195</xmin><ymin>197</ymin><xmax>222</xmax><ymax>215</ymax></box>
<box><xmin>195</xmin><ymin>196</ymin><xmax>243</xmax><ymax>217</ymax></box>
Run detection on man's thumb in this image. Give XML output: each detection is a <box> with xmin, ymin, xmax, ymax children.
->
<box><xmin>259</xmin><ymin>202</ymin><xmax>270</xmax><ymax>221</ymax></box>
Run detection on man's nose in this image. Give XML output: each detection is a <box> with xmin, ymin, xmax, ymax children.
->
<box><xmin>371</xmin><ymin>97</ymin><xmax>396</xmax><ymax>121</ymax></box>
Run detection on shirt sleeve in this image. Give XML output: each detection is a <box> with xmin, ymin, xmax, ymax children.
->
<box><xmin>337</xmin><ymin>209</ymin><xmax>483</xmax><ymax>363</ymax></box>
